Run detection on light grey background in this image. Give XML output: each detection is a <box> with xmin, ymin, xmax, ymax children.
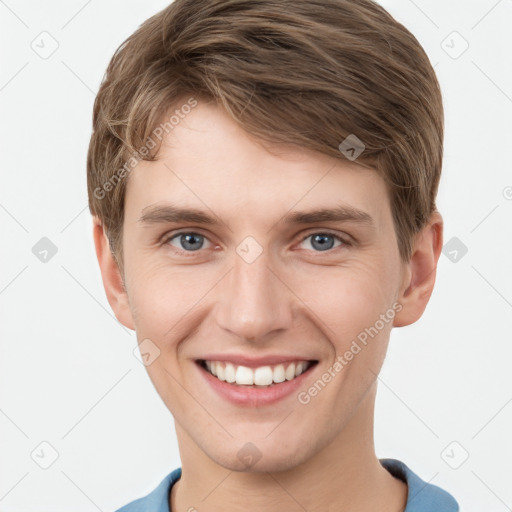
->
<box><xmin>1</xmin><ymin>0</ymin><xmax>511</xmax><ymax>510</ymax></box>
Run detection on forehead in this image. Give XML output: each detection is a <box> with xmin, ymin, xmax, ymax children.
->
<box><xmin>124</xmin><ymin>102</ymin><xmax>391</xmax><ymax>229</ymax></box>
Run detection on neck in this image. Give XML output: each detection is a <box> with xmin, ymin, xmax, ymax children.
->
<box><xmin>171</xmin><ymin>382</ymin><xmax>407</xmax><ymax>512</ymax></box>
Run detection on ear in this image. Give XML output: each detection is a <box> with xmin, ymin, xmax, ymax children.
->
<box><xmin>92</xmin><ymin>217</ymin><xmax>135</xmax><ymax>331</ymax></box>
<box><xmin>393</xmin><ymin>211</ymin><xmax>443</xmax><ymax>328</ymax></box>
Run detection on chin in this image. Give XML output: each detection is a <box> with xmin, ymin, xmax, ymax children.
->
<box><xmin>206</xmin><ymin>439</ymin><xmax>313</xmax><ymax>474</ymax></box>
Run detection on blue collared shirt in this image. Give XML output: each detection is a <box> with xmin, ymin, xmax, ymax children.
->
<box><xmin>115</xmin><ymin>458</ymin><xmax>459</xmax><ymax>511</ymax></box>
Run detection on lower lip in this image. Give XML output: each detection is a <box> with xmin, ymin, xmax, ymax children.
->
<box><xmin>197</xmin><ymin>361</ymin><xmax>317</xmax><ymax>407</ymax></box>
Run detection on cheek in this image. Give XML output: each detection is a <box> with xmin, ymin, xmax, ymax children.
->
<box><xmin>126</xmin><ymin>259</ymin><xmax>227</xmax><ymax>363</ymax></box>
<box><xmin>127</xmin><ymin>262</ymin><xmax>198</xmax><ymax>337</ymax></box>
<box><xmin>292</xmin><ymin>259</ymin><xmax>394</xmax><ymax>343</ymax></box>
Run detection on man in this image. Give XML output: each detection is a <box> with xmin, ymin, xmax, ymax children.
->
<box><xmin>87</xmin><ymin>1</ymin><xmax>459</xmax><ymax>510</ymax></box>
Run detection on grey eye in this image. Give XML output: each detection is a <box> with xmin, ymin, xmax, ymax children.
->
<box><xmin>169</xmin><ymin>232</ymin><xmax>211</xmax><ymax>252</ymax></box>
<box><xmin>300</xmin><ymin>233</ymin><xmax>343</xmax><ymax>252</ymax></box>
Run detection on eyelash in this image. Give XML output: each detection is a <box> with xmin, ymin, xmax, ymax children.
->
<box><xmin>161</xmin><ymin>230</ymin><xmax>352</xmax><ymax>257</ymax></box>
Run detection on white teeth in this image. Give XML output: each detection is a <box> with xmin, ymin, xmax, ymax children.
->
<box><xmin>254</xmin><ymin>366</ymin><xmax>273</xmax><ymax>386</ymax></box>
<box><xmin>203</xmin><ymin>360</ymin><xmax>312</xmax><ymax>385</ymax></box>
<box><xmin>235</xmin><ymin>365</ymin><xmax>254</xmax><ymax>385</ymax></box>
<box><xmin>216</xmin><ymin>363</ymin><xmax>226</xmax><ymax>381</ymax></box>
<box><xmin>273</xmin><ymin>364</ymin><xmax>286</xmax><ymax>383</ymax></box>
<box><xmin>225</xmin><ymin>363</ymin><xmax>236</xmax><ymax>383</ymax></box>
<box><xmin>285</xmin><ymin>363</ymin><xmax>296</xmax><ymax>381</ymax></box>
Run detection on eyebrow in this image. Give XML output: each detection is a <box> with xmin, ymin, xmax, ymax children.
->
<box><xmin>138</xmin><ymin>204</ymin><xmax>220</xmax><ymax>225</ymax></box>
<box><xmin>138</xmin><ymin>203</ymin><xmax>375</xmax><ymax>228</ymax></box>
<box><xmin>282</xmin><ymin>205</ymin><xmax>374</xmax><ymax>226</ymax></box>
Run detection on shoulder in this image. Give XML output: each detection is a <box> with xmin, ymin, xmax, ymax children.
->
<box><xmin>380</xmin><ymin>458</ymin><xmax>459</xmax><ymax>512</ymax></box>
<box><xmin>114</xmin><ymin>467</ymin><xmax>182</xmax><ymax>512</ymax></box>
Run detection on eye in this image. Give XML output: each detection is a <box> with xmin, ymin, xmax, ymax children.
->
<box><xmin>298</xmin><ymin>232</ymin><xmax>349</xmax><ymax>252</ymax></box>
<box><xmin>162</xmin><ymin>230</ymin><xmax>351</xmax><ymax>256</ymax></box>
<box><xmin>165</xmin><ymin>232</ymin><xmax>213</xmax><ymax>254</ymax></box>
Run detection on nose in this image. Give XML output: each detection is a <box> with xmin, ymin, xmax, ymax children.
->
<box><xmin>215</xmin><ymin>246</ymin><xmax>294</xmax><ymax>342</ymax></box>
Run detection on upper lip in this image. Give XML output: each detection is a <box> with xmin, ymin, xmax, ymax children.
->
<box><xmin>197</xmin><ymin>354</ymin><xmax>318</xmax><ymax>368</ymax></box>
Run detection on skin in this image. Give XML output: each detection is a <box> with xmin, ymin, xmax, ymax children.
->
<box><xmin>93</xmin><ymin>101</ymin><xmax>443</xmax><ymax>512</ymax></box>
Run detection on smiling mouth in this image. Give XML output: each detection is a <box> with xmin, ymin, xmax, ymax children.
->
<box><xmin>197</xmin><ymin>359</ymin><xmax>318</xmax><ymax>387</ymax></box>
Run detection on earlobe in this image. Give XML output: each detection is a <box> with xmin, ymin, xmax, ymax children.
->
<box><xmin>393</xmin><ymin>211</ymin><xmax>443</xmax><ymax>328</ymax></box>
<box><xmin>92</xmin><ymin>217</ymin><xmax>135</xmax><ymax>331</ymax></box>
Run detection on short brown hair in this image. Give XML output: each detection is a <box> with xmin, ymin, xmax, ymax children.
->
<box><xmin>87</xmin><ymin>0</ymin><xmax>444</xmax><ymax>270</ymax></box>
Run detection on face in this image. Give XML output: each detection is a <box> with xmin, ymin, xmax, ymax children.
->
<box><xmin>115</xmin><ymin>101</ymin><xmax>411</xmax><ymax>472</ymax></box>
